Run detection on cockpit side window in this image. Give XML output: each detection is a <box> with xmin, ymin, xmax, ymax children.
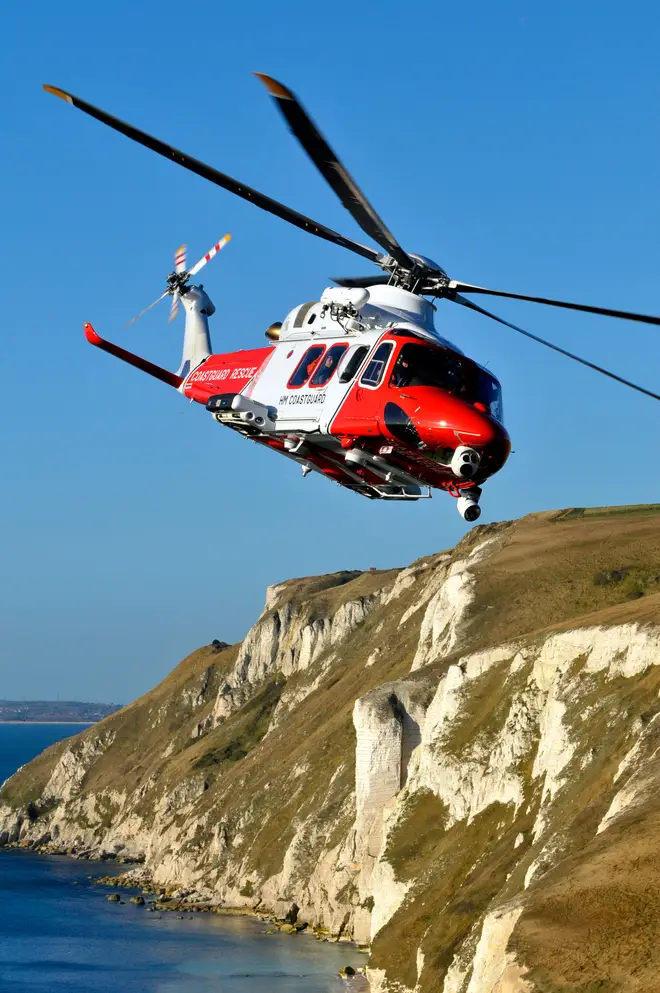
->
<box><xmin>389</xmin><ymin>343</ymin><xmax>467</xmax><ymax>393</ymax></box>
<box><xmin>360</xmin><ymin>343</ymin><xmax>394</xmax><ymax>387</ymax></box>
<box><xmin>478</xmin><ymin>371</ymin><xmax>504</xmax><ymax>423</ymax></box>
<box><xmin>288</xmin><ymin>345</ymin><xmax>325</xmax><ymax>388</ymax></box>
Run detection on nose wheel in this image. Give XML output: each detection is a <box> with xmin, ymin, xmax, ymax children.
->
<box><xmin>456</xmin><ymin>487</ymin><xmax>482</xmax><ymax>523</ymax></box>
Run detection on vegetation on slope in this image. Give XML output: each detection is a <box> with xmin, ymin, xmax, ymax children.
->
<box><xmin>466</xmin><ymin>508</ymin><xmax>660</xmax><ymax>651</ymax></box>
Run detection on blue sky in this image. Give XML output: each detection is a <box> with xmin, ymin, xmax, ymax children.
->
<box><xmin>1</xmin><ymin>1</ymin><xmax>659</xmax><ymax>702</ymax></box>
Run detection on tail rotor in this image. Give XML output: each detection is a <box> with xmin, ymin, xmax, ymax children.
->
<box><xmin>126</xmin><ymin>235</ymin><xmax>231</xmax><ymax>329</ymax></box>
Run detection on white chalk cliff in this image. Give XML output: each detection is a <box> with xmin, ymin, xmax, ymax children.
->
<box><xmin>3</xmin><ymin>507</ymin><xmax>660</xmax><ymax>992</ymax></box>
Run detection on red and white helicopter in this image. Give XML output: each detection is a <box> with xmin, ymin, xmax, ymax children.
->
<box><xmin>45</xmin><ymin>75</ymin><xmax>660</xmax><ymax>522</ymax></box>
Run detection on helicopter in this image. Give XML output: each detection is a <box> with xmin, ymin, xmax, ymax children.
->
<box><xmin>44</xmin><ymin>74</ymin><xmax>660</xmax><ymax>522</ymax></box>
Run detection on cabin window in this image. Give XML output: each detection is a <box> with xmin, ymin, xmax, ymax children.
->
<box><xmin>310</xmin><ymin>344</ymin><xmax>348</xmax><ymax>387</ymax></box>
<box><xmin>288</xmin><ymin>345</ymin><xmax>325</xmax><ymax>387</ymax></box>
<box><xmin>360</xmin><ymin>343</ymin><xmax>394</xmax><ymax>388</ymax></box>
<box><xmin>339</xmin><ymin>345</ymin><xmax>370</xmax><ymax>383</ymax></box>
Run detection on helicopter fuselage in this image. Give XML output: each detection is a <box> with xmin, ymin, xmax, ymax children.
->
<box><xmin>180</xmin><ymin>284</ymin><xmax>511</xmax><ymax>502</ymax></box>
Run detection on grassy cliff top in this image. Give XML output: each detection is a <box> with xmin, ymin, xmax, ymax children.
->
<box><xmin>462</xmin><ymin>504</ymin><xmax>660</xmax><ymax>653</ymax></box>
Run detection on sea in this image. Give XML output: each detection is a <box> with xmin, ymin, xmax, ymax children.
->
<box><xmin>0</xmin><ymin>723</ymin><xmax>366</xmax><ymax>992</ymax></box>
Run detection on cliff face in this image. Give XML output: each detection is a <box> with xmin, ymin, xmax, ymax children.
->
<box><xmin>3</xmin><ymin>505</ymin><xmax>660</xmax><ymax>992</ymax></box>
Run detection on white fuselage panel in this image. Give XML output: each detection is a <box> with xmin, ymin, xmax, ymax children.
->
<box><xmin>246</xmin><ymin>288</ymin><xmax>461</xmax><ymax>435</ymax></box>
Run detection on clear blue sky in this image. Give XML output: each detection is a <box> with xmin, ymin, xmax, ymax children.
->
<box><xmin>1</xmin><ymin>1</ymin><xmax>659</xmax><ymax>702</ymax></box>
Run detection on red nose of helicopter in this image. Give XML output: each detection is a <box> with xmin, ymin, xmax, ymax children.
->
<box><xmin>383</xmin><ymin>388</ymin><xmax>511</xmax><ymax>477</ymax></box>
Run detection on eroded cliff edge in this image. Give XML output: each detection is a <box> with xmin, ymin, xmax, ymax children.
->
<box><xmin>3</xmin><ymin>505</ymin><xmax>660</xmax><ymax>992</ymax></box>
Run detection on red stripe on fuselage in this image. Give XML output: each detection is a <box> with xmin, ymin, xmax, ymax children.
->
<box><xmin>182</xmin><ymin>347</ymin><xmax>273</xmax><ymax>404</ymax></box>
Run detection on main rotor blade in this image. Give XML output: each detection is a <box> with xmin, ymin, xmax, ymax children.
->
<box><xmin>43</xmin><ymin>85</ymin><xmax>383</xmax><ymax>266</ymax></box>
<box><xmin>255</xmin><ymin>73</ymin><xmax>415</xmax><ymax>271</ymax></box>
<box><xmin>126</xmin><ymin>290</ymin><xmax>168</xmax><ymax>328</ymax></box>
<box><xmin>452</xmin><ymin>293</ymin><xmax>660</xmax><ymax>402</ymax></box>
<box><xmin>188</xmin><ymin>233</ymin><xmax>231</xmax><ymax>277</ymax></box>
<box><xmin>450</xmin><ymin>280</ymin><xmax>660</xmax><ymax>327</ymax></box>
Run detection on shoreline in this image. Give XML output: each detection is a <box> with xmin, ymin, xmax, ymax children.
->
<box><xmin>0</xmin><ymin>841</ymin><xmax>369</xmax><ymax>952</ymax></box>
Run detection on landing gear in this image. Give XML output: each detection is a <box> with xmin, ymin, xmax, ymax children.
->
<box><xmin>456</xmin><ymin>487</ymin><xmax>482</xmax><ymax>523</ymax></box>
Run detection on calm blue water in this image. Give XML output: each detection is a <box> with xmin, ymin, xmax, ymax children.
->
<box><xmin>0</xmin><ymin>723</ymin><xmax>85</xmax><ymax>785</ymax></box>
<box><xmin>0</xmin><ymin>724</ymin><xmax>364</xmax><ymax>992</ymax></box>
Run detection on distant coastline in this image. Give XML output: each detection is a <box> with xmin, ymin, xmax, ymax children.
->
<box><xmin>0</xmin><ymin>701</ymin><xmax>120</xmax><ymax>724</ymax></box>
<box><xmin>0</xmin><ymin>721</ymin><xmax>93</xmax><ymax>725</ymax></box>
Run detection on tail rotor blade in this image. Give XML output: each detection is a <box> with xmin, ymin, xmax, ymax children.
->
<box><xmin>174</xmin><ymin>244</ymin><xmax>187</xmax><ymax>274</ymax></box>
<box><xmin>188</xmin><ymin>234</ymin><xmax>232</xmax><ymax>277</ymax></box>
<box><xmin>126</xmin><ymin>290</ymin><xmax>169</xmax><ymax>328</ymax></box>
<box><xmin>169</xmin><ymin>292</ymin><xmax>180</xmax><ymax>323</ymax></box>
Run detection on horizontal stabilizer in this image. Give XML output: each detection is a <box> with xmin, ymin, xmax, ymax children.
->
<box><xmin>84</xmin><ymin>324</ymin><xmax>183</xmax><ymax>388</ymax></box>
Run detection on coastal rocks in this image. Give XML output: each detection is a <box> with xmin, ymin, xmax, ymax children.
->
<box><xmin>283</xmin><ymin>902</ymin><xmax>299</xmax><ymax>924</ymax></box>
<box><xmin>354</xmin><ymin>691</ymin><xmax>403</xmax><ymax>861</ymax></box>
<box><xmin>408</xmin><ymin>651</ymin><xmax>536</xmax><ymax>826</ymax></box>
<box><xmin>411</xmin><ymin>536</ymin><xmax>502</xmax><ymax>671</ymax></box>
<box><xmin>465</xmin><ymin>905</ymin><xmax>528</xmax><ymax>993</ymax></box>
<box><xmin>42</xmin><ymin>731</ymin><xmax>116</xmax><ymax>804</ymax></box>
<box><xmin>212</xmin><ymin>589</ymin><xmax>380</xmax><ymax>723</ymax></box>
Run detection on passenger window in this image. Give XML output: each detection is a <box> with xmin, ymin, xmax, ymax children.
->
<box><xmin>288</xmin><ymin>345</ymin><xmax>325</xmax><ymax>387</ymax></box>
<box><xmin>339</xmin><ymin>345</ymin><xmax>370</xmax><ymax>383</ymax></box>
<box><xmin>360</xmin><ymin>343</ymin><xmax>393</xmax><ymax>387</ymax></box>
<box><xmin>310</xmin><ymin>344</ymin><xmax>348</xmax><ymax>387</ymax></box>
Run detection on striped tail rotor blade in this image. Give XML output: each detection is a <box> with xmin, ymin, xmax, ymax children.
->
<box><xmin>188</xmin><ymin>234</ymin><xmax>231</xmax><ymax>277</ymax></box>
<box><xmin>169</xmin><ymin>291</ymin><xmax>180</xmax><ymax>323</ymax></box>
<box><xmin>174</xmin><ymin>244</ymin><xmax>187</xmax><ymax>274</ymax></box>
<box><xmin>126</xmin><ymin>290</ymin><xmax>169</xmax><ymax>328</ymax></box>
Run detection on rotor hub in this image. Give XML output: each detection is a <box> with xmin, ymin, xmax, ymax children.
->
<box><xmin>166</xmin><ymin>271</ymin><xmax>190</xmax><ymax>295</ymax></box>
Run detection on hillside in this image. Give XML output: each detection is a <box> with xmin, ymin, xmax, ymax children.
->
<box><xmin>2</xmin><ymin>504</ymin><xmax>660</xmax><ymax>992</ymax></box>
<box><xmin>0</xmin><ymin>701</ymin><xmax>120</xmax><ymax>723</ymax></box>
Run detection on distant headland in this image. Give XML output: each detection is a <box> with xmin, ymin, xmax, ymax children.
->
<box><xmin>0</xmin><ymin>701</ymin><xmax>120</xmax><ymax>723</ymax></box>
